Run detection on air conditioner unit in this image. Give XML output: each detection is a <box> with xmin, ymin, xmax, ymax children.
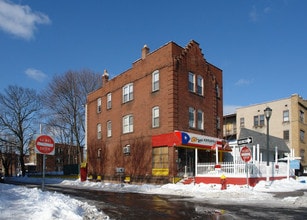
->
<box><xmin>116</xmin><ymin>167</ymin><xmax>125</xmax><ymax>173</ymax></box>
<box><xmin>123</xmin><ymin>145</ymin><xmax>131</xmax><ymax>155</ymax></box>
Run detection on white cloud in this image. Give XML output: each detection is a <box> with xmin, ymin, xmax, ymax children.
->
<box><xmin>234</xmin><ymin>78</ymin><xmax>253</xmax><ymax>86</ymax></box>
<box><xmin>249</xmin><ymin>5</ymin><xmax>271</xmax><ymax>22</ymax></box>
<box><xmin>25</xmin><ymin>68</ymin><xmax>47</xmax><ymax>82</ymax></box>
<box><xmin>264</xmin><ymin>7</ymin><xmax>271</xmax><ymax>14</ymax></box>
<box><xmin>223</xmin><ymin>105</ymin><xmax>240</xmax><ymax>115</ymax></box>
<box><xmin>0</xmin><ymin>0</ymin><xmax>51</xmax><ymax>40</ymax></box>
<box><xmin>249</xmin><ymin>6</ymin><xmax>258</xmax><ymax>22</ymax></box>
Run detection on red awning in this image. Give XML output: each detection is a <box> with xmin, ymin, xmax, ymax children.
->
<box><xmin>152</xmin><ymin>131</ymin><xmax>231</xmax><ymax>152</ymax></box>
<box><xmin>152</xmin><ymin>132</ymin><xmax>181</xmax><ymax>147</ymax></box>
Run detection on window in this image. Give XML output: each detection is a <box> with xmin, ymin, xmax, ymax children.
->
<box><xmin>253</xmin><ymin>115</ymin><xmax>259</xmax><ymax>127</ymax></box>
<box><xmin>216</xmin><ymin>116</ymin><xmax>221</xmax><ymax>130</ymax></box>
<box><xmin>152</xmin><ymin>106</ymin><xmax>160</xmax><ymax>128</ymax></box>
<box><xmin>283</xmin><ymin>110</ymin><xmax>289</xmax><ymax>122</ymax></box>
<box><xmin>97</xmin><ymin>98</ymin><xmax>102</xmax><ymax>113</ymax></box>
<box><xmin>152</xmin><ymin>70</ymin><xmax>159</xmax><ymax>92</ymax></box>
<box><xmin>283</xmin><ymin>130</ymin><xmax>289</xmax><ymax>140</ymax></box>
<box><xmin>152</xmin><ymin>147</ymin><xmax>169</xmax><ymax>169</ymax></box>
<box><xmin>97</xmin><ymin>123</ymin><xmax>102</xmax><ymax>139</ymax></box>
<box><xmin>300</xmin><ymin>130</ymin><xmax>305</xmax><ymax>142</ymax></box>
<box><xmin>240</xmin><ymin>117</ymin><xmax>245</xmax><ymax>128</ymax></box>
<box><xmin>300</xmin><ymin>110</ymin><xmax>305</xmax><ymax>123</ymax></box>
<box><xmin>197</xmin><ymin>75</ymin><xmax>203</xmax><ymax>95</ymax></box>
<box><xmin>189</xmin><ymin>107</ymin><xmax>195</xmax><ymax>128</ymax></box>
<box><xmin>300</xmin><ymin>149</ymin><xmax>305</xmax><ymax>162</ymax></box>
<box><xmin>197</xmin><ymin>110</ymin><xmax>204</xmax><ymax>130</ymax></box>
<box><xmin>188</xmin><ymin>72</ymin><xmax>195</xmax><ymax>92</ymax></box>
<box><xmin>123</xmin><ymin>83</ymin><xmax>133</xmax><ymax>103</ymax></box>
<box><xmin>107</xmin><ymin>93</ymin><xmax>112</xmax><ymax>109</ymax></box>
<box><xmin>123</xmin><ymin>115</ymin><xmax>133</xmax><ymax>134</ymax></box>
<box><xmin>107</xmin><ymin>121</ymin><xmax>112</xmax><ymax>137</ymax></box>
<box><xmin>253</xmin><ymin>115</ymin><xmax>264</xmax><ymax>127</ymax></box>
<box><xmin>259</xmin><ymin>115</ymin><xmax>264</xmax><ymax>126</ymax></box>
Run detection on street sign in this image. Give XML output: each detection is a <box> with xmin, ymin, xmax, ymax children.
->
<box><xmin>240</xmin><ymin>146</ymin><xmax>252</xmax><ymax>162</ymax></box>
<box><xmin>35</xmin><ymin>134</ymin><xmax>55</xmax><ymax>155</ymax></box>
<box><xmin>237</xmin><ymin>136</ymin><xmax>253</xmax><ymax>145</ymax></box>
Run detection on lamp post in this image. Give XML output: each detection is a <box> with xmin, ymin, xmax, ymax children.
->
<box><xmin>264</xmin><ymin>107</ymin><xmax>272</xmax><ymax>186</ymax></box>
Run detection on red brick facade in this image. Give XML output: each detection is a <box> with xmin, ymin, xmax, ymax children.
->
<box><xmin>86</xmin><ymin>40</ymin><xmax>223</xmax><ymax>183</ymax></box>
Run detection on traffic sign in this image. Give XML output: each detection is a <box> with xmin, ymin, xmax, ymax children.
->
<box><xmin>240</xmin><ymin>146</ymin><xmax>252</xmax><ymax>162</ymax></box>
<box><xmin>237</xmin><ymin>136</ymin><xmax>253</xmax><ymax>145</ymax></box>
<box><xmin>35</xmin><ymin>134</ymin><xmax>55</xmax><ymax>155</ymax></box>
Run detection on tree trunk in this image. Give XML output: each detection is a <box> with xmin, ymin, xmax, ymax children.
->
<box><xmin>20</xmin><ymin>153</ymin><xmax>26</xmax><ymax>176</ymax></box>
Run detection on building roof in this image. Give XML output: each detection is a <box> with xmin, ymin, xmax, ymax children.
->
<box><xmin>239</xmin><ymin>128</ymin><xmax>290</xmax><ymax>153</ymax></box>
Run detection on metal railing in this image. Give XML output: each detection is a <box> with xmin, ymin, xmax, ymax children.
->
<box><xmin>196</xmin><ymin>161</ymin><xmax>294</xmax><ymax>177</ymax></box>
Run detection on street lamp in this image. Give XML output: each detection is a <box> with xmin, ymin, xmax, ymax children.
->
<box><xmin>264</xmin><ymin>107</ymin><xmax>272</xmax><ymax>186</ymax></box>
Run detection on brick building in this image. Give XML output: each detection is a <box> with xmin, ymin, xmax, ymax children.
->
<box><xmin>28</xmin><ymin>141</ymin><xmax>81</xmax><ymax>175</ymax></box>
<box><xmin>86</xmin><ymin>40</ymin><xmax>229</xmax><ymax>183</ymax></box>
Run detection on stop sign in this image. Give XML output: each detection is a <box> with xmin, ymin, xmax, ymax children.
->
<box><xmin>240</xmin><ymin>146</ymin><xmax>252</xmax><ymax>162</ymax></box>
<box><xmin>35</xmin><ymin>135</ymin><xmax>55</xmax><ymax>155</ymax></box>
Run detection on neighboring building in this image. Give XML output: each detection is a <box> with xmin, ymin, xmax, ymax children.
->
<box><xmin>28</xmin><ymin>142</ymin><xmax>80</xmax><ymax>174</ymax></box>
<box><xmin>86</xmin><ymin>40</ymin><xmax>229</xmax><ymax>184</ymax></box>
<box><xmin>223</xmin><ymin>113</ymin><xmax>237</xmax><ymax>142</ymax></box>
<box><xmin>235</xmin><ymin>94</ymin><xmax>307</xmax><ymax>169</ymax></box>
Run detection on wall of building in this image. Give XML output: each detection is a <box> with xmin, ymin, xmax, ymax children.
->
<box><xmin>290</xmin><ymin>94</ymin><xmax>307</xmax><ymax>165</ymax></box>
<box><xmin>86</xmin><ymin>40</ymin><xmax>223</xmax><ymax>182</ymax></box>
<box><xmin>236</xmin><ymin>94</ymin><xmax>307</xmax><ymax>168</ymax></box>
<box><xmin>236</xmin><ymin>97</ymin><xmax>291</xmax><ymax>139</ymax></box>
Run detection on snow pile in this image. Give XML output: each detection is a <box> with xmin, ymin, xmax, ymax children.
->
<box><xmin>2</xmin><ymin>175</ymin><xmax>307</xmax><ymax>219</ymax></box>
<box><xmin>0</xmin><ymin>183</ymin><xmax>108</xmax><ymax>219</ymax></box>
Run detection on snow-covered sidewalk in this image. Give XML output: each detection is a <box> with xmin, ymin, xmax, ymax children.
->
<box><xmin>2</xmin><ymin>176</ymin><xmax>307</xmax><ymax>219</ymax></box>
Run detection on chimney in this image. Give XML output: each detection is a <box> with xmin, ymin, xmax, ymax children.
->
<box><xmin>141</xmin><ymin>44</ymin><xmax>150</xmax><ymax>59</ymax></box>
<box><xmin>102</xmin><ymin>69</ymin><xmax>109</xmax><ymax>86</ymax></box>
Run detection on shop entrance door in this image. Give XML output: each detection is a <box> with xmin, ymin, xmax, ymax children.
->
<box><xmin>177</xmin><ymin>148</ymin><xmax>195</xmax><ymax>177</ymax></box>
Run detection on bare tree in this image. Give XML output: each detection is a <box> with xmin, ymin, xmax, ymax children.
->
<box><xmin>42</xmin><ymin>69</ymin><xmax>101</xmax><ymax>164</ymax></box>
<box><xmin>0</xmin><ymin>136</ymin><xmax>18</xmax><ymax>176</ymax></box>
<box><xmin>0</xmin><ymin>85</ymin><xmax>41</xmax><ymax>176</ymax></box>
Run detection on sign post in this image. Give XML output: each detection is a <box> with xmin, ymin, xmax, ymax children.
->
<box><xmin>35</xmin><ymin>134</ymin><xmax>55</xmax><ymax>191</ymax></box>
<box><xmin>240</xmin><ymin>146</ymin><xmax>252</xmax><ymax>187</ymax></box>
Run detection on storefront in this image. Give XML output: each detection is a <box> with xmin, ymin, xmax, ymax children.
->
<box><xmin>151</xmin><ymin>131</ymin><xmax>231</xmax><ymax>180</ymax></box>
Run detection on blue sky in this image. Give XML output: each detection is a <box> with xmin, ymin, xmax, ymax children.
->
<box><xmin>0</xmin><ymin>0</ymin><xmax>306</xmax><ymax>115</ymax></box>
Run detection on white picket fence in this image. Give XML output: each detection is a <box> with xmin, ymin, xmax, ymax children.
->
<box><xmin>196</xmin><ymin>161</ymin><xmax>294</xmax><ymax>177</ymax></box>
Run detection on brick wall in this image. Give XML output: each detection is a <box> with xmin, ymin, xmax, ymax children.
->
<box><xmin>86</xmin><ymin>40</ymin><xmax>223</xmax><ymax>181</ymax></box>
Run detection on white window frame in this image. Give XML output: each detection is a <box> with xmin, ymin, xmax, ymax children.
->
<box><xmin>188</xmin><ymin>72</ymin><xmax>195</xmax><ymax>92</ymax></box>
<box><xmin>97</xmin><ymin>123</ymin><xmax>102</xmax><ymax>139</ymax></box>
<box><xmin>123</xmin><ymin>114</ymin><xmax>133</xmax><ymax>134</ymax></box>
<box><xmin>107</xmin><ymin>120</ymin><xmax>112</xmax><ymax>137</ymax></box>
<box><xmin>123</xmin><ymin>83</ymin><xmax>133</xmax><ymax>103</ymax></box>
<box><xmin>283</xmin><ymin>110</ymin><xmax>289</xmax><ymax>122</ymax></box>
<box><xmin>189</xmin><ymin>107</ymin><xmax>195</xmax><ymax>128</ymax></box>
<box><xmin>152</xmin><ymin>70</ymin><xmax>159</xmax><ymax>92</ymax></box>
<box><xmin>152</xmin><ymin>106</ymin><xmax>160</xmax><ymax>128</ymax></box>
<box><xmin>197</xmin><ymin>75</ymin><xmax>203</xmax><ymax>95</ymax></box>
<box><xmin>107</xmin><ymin>93</ymin><xmax>112</xmax><ymax>109</ymax></box>
<box><xmin>197</xmin><ymin>110</ymin><xmax>204</xmax><ymax>130</ymax></box>
<box><xmin>216</xmin><ymin>116</ymin><xmax>221</xmax><ymax>129</ymax></box>
<box><xmin>97</xmin><ymin>97</ymin><xmax>102</xmax><ymax>113</ymax></box>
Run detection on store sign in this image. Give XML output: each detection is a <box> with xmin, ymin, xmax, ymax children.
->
<box><xmin>179</xmin><ymin>131</ymin><xmax>221</xmax><ymax>148</ymax></box>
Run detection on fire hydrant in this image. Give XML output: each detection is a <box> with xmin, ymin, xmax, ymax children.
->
<box><xmin>220</xmin><ymin>174</ymin><xmax>227</xmax><ymax>190</ymax></box>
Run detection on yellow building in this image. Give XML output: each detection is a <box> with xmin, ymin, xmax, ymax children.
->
<box><xmin>235</xmin><ymin>94</ymin><xmax>307</xmax><ymax>170</ymax></box>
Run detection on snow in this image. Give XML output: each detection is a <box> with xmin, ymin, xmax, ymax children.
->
<box><xmin>2</xmin><ymin>176</ymin><xmax>307</xmax><ymax>219</ymax></box>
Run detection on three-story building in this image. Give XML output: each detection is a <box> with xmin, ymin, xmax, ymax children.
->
<box><xmin>86</xmin><ymin>40</ymin><xmax>228</xmax><ymax>183</ymax></box>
